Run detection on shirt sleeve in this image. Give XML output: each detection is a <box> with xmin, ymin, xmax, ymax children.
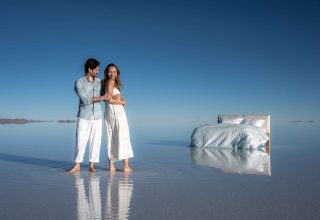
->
<box><xmin>74</xmin><ymin>80</ymin><xmax>92</xmax><ymax>106</ymax></box>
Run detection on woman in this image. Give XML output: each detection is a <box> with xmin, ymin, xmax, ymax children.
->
<box><xmin>101</xmin><ymin>63</ymin><xmax>134</xmax><ymax>172</ymax></box>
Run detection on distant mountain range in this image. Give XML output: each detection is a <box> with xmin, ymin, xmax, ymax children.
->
<box><xmin>291</xmin><ymin>120</ymin><xmax>316</xmax><ymax>123</ymax></box>
<box><xmin>0</xmin><ymin>118</ymin><xmax>76</xmax><ymax>124</ymax></box>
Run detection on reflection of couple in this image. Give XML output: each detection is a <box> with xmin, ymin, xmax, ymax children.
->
<box><xmin>74</xmin><ymin>172</ymin><xmax>133</xmax><ymax>220</ymax></box>
<box><xmin>68</xmin><ymin>58</ymin><xmax>134</xmax><ymax>173</ymax></box>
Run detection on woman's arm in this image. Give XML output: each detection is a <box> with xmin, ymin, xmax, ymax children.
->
<box><xmin>107</xmin><ymin>79</ymin><xmax>125</xmax><ymax>105</ymax></box>
<box><xmin>98</xmin><ymin>93</ymin><xmax>111</xmax><ymax>101</ymax></box>
<box><xmin>97</xmin><ymin>92</ymin><xmax>122</xmax><ymax>102</ymax></box>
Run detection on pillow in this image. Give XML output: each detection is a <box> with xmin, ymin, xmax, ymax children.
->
<box><xmin>218</xmin><ymin>115</ymin><xmax>244</xmax><ymax>124</ymax></box>
<box><xmin>241</xmin><ymin>119</ymin><xmax>265</xmax><ymax>128</ymax></box>
<box><xmin>220</xmin><ymin>117</ymin><xmax>243</xmax><ymax>124</ymax></box>
<box><xmin>244</xmin><ymin>115</ymin><xmax>270</xmax><ymax>134</ymax></box>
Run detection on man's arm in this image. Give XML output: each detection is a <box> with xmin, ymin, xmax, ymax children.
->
<box><xmin>74</xmin><ymin>80</ymin><xmax>93</xmax><ymax>106</ymax></box>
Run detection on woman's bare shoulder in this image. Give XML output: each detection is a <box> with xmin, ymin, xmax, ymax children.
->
<box><xmin>107</xmin><ymin>78</ymin><xmax>115</xmax><ymax>85</ymax></box>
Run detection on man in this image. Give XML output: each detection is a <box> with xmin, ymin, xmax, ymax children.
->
<box><xmin>68</xmin><ymin>58</ymin><xmax>106</xmax><ymax>172</ymax></box>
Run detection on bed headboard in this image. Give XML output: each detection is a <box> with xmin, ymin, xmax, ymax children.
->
<box><xmin>218</xmin><ymin>114</ymin><xmax>271</xmax><ymax>134</ymax></box>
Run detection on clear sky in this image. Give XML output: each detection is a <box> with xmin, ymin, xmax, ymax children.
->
<box><xmin>1</xmin><ymin>0</ymin><xmax>319</xmax><ymax>127</ymax></box>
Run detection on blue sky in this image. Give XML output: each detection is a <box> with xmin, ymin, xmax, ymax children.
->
<box><xmin>0</xmin><ymin>0</ymin><xmax>319</xmax><ymax>127</ymax></box>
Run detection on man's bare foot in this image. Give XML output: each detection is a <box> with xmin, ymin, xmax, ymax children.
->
<box><xmin>88</xmin><ymin>162</ymin><xmax>96</xmax><ymax>172</ymax></box>
<box><xmin>67</xmin><ymin>164</ymin><xmax>80</xmax><ymax>172</ymax></box>
<box><xmin>124</xmin><ymin>166</ymin><xmax>133</xmax><ymax>173</ymax></box>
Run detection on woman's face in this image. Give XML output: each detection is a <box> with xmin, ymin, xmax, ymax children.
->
<box><xmin>108</xmin><ymin>66</ymin><xmax>117</xmax><ymax>79</ymax></box>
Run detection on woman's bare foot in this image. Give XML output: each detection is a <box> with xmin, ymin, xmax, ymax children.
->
<box><xmin>109</xmin><ymin>168</ymin><xmax>117</xmax><ymax>172</ymax></box>
<box><xmin>89</xmin><ymin>162</ymin><xmax>96</xmax><ymax>172</ymax></box>
<box><xmin>109</xmin><ymin>161</ymin><xmax>116</xmax><ymax>172</ymax></box>
<box><xmin>67</xmin><ymin>163</ymin><xmax>80</xmax><ymax>172</ymax></box>
<box><xmin>124</xmin><ymin>166</ymin><xmax>133</xmax><ymax>173</ymax></box>
<box><xmin>123</xmin><ymin>159</ymin><xmax>133</xmax><ymax>173</ymax></box>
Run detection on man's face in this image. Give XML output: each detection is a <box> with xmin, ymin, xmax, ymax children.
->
<box><xmin>89</xmin><ymin>66</ymin><xmax>99</xmax><ymax>78</ymax></box>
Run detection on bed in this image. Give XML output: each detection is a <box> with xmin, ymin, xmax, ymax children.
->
<box><xmin>190</xmin><ymin>115</ymin><xmax>270</xmax><ymax>150</ymax></box>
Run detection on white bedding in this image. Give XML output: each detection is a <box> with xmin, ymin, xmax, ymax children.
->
<box><xmin>190</xmin><ymin>124</ymin><xmax>269</xmax><ymax>149</ymax></box>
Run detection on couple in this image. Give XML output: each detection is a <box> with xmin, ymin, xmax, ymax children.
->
<box><xmin>68</xmin><ymin>58</ymin><xmax>134</xmax><ymax>173</ymax></box>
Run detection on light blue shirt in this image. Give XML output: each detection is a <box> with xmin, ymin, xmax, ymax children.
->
<box><xmin>74</xmin><ymin>76</ymin><xmax>102</xmax><ymax>120</ymax></box>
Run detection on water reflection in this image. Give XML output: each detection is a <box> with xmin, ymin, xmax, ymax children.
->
<box><xmin>190</xmin><ymin>147</ymin><xmax>271</xmax><ymax>176</ymax></box>
<box><xmin>105</xmin><ymin>173</ymin><xmax>133</xmax><ymax>220</ymax></box>
<box><xmin>74</xmin><ymin>173</ymin><xmax>102</xmax><ymax>220</ymax></box>
<box><xmin>73</xmin><ymin>173</ymin><xmax>134</xmax><ymax>220</ymax></box>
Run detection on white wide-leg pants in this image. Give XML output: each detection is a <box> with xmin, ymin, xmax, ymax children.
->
<box><xmin>74</xmin><ymin>118</ymin><xmax>102</xmax><ymax>163</ymax></box>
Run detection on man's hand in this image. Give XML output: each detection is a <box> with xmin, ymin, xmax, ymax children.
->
<box><xmin>113</xmin><ymin>94</ymin><xmax>122</xmax><ymax>100</ymax></box>
<box><xmin>92</xmin><ymin>97</ymin><xmax>100</xmax><ymax>103</ymax></box>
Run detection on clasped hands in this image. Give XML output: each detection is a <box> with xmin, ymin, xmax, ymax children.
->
<box><xmin>92</xmin><ymin>94</ymin><xmax>122</xmax><ymax>103</ymax></box>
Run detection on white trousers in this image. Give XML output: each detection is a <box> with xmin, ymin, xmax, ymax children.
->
<box><xmin>74</xmin><ymin>118</ymin><xmax>102</xmax><ymax>163</ymax></box>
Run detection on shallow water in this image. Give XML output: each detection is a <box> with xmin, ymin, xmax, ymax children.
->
<box><xmin>0</xmin><ymin>122</ymin><xmax>320</xmax><ymax>219</ymax></box>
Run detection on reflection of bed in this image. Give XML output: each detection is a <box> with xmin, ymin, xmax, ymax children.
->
<box><xmin>191</xmin><ymin>147</ymin><xmax>271</xmax><ymax>176</ymax></box>
<box><xmin>190</xmin><ymin>115</ymin><xmax>270</xmax><ymax>149</ymax></box>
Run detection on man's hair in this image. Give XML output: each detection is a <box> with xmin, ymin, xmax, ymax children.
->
<box><xmin>84</xmin><ymin>58</ymin><xmax>100</xmax><ymax>74</ymax></box>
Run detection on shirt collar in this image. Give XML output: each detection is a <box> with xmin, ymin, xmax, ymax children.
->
<box><xmin>83</xmin><ymin>76</ymin><xmax>96</xmax><ymax>83</ymax></box>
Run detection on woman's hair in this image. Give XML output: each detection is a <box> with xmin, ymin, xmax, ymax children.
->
<box><xmin>101</xmin><ymin>63</ymin><xmax>122</xmax><ymax>92</ymax></box>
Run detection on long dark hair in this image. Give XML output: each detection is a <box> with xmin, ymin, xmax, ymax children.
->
<box><xmin>101</xmin><ymin>63</ymin><xmax>122</xmax><ymax>93</ymax></box>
